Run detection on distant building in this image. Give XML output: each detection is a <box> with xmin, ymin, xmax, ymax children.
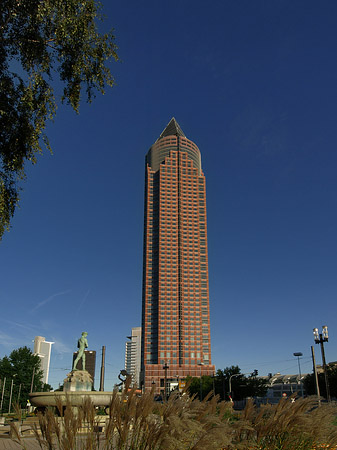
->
<box><xmin>125</xmin><ymin>327</ymin><xmax>141</xmax><ymax>387</ymax></box>
<box><xmin>33</xmin><ymin>336</ymin><xmax>54</xmax><ymax>385</ymax></box>
<box><xmin>72</xmin><ymin>350</ymin><xmax>96</xmax><ymax>384</ymax></box>
<box><xmin>266</xmin><ymin>373</ymin><xmax>307</xmax><ymax>402</ymax></box>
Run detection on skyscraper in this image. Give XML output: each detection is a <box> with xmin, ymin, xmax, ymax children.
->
<box><xmin>141</xmin><ymin>118</ymin><xmax>215</xmax><ymax>393</ymax></box>
<box><xmin>33</xmin><ymin>336</ymin><xmax>54</xmax><ymax>385</ymax></box>
<box><xmin>125</xmin><ymin>327</ymin><xmax>142</xmax><ymax>387</ymax></box>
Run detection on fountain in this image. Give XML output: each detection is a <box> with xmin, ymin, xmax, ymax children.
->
<box><xmin>29</xmin><ymin>332</ymin><xmax>115</xmax><ymax>413</ymax></box>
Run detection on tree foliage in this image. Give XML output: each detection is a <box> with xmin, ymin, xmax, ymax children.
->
<box><xmin>0</xmin><ymin>346</ymin><xmax>46</xmax><ymax>410</ymax></box>
<box><xmin>303</xmin><ymin>365</ymin><xmax>337</xmax><ymax>399</ymax></box>
<box><xmin>186</xmin><ymin>365</ymin><xmax>268</xmax><ymax>401</ymax></box>
<box><xmin>185</xmin><ymin>375</ymin><xmax>214</xmax><ymax>400</ymax></box>
<box><xmin>215</xmin><ymin>365</ymin><xmax>265</xmax><ymax>401</ymax></box>
<box><xmin>0</xmin><ymin>0</ymin><xmax>119</xmax><ymax>238</ymax></box>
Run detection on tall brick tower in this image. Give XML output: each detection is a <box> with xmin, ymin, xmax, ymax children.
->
<box><xmin>141</xmin><ymin>118</ymin><xmax>215</xmax><ymax>394</ymax></box>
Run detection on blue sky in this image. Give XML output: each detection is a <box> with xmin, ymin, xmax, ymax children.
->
<box><xmin>1</xmin><ymin>0</ymin><xmax>337</xmax><ymax>389</ymax></box>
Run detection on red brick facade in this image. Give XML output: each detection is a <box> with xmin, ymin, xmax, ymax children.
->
<box><xmin>141</xmin><ymin>119</ymin><xmax>215</xmax><ymax>393</ymax></box>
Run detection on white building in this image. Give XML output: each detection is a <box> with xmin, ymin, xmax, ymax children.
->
<box><xmin>33</xmin><ymin>336</ymin><xmax>54</xmax><ymax>385</ymax></box>
<box><xmin>125</xmin><ymin>327</ymin><xmax>141</xmax><ymax>388</ymax></box>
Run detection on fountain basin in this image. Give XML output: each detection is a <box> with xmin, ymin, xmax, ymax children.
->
<box><xmin>29</xmin><ymin>391</ymin><xmax>114</xmax><ymax>408</ymax></box>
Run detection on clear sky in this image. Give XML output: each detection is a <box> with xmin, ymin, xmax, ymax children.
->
<box><xmin>1</xmin><ymin>0</ymin><xmax>337</xmax><ymax>389</ymax></box>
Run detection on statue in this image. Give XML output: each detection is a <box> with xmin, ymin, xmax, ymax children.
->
<box><xmin>117</xmin><ymin>369</ymin><xmax>130</xmax><ymax>387</ymax></box>
<box><xmin>73</xmin><ymin>332</ymin><xmax>88</xmax><ymax>371</ymax></box>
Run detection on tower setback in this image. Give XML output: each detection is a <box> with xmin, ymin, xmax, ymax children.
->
<box><xmin>141</xmin><ymin>118</ymin><xmax>215</xmax><ymax>393</ymax></box>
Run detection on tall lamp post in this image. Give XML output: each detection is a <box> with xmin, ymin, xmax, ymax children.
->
<box><xmin>0</xmin><ymin>377</ymin><xmax>6</xmax><ymax>413</ymax></box>
<box><xmin>311</xmin><ymin>345</ymin><xmax>321</xmax><ymax>405</ymax></box>
<box><xmin>212</xmin><ymin>373</ymin><xmax>216</xmax><ymax>395</ymax></box>
<box><xmin>293</xmin><ymin>352</ymin><xmax>304</xmax><ymax>397</ymax></box>
<box><xmin>229</xmin><ymin>371</ymin><xmax>257</xmax><ymax>401</ymax></box>
<box><xmin>163</xmin><ymin>362</ymin><xmax>169</xmax><ymax>401</ymax></box>
<box><xmin>198</xmin><ymin>363</ymin><xmax>204</xmax><ymax>400</ymax></box>
<box><xmin>8</xmin><ymin>374</ymin><xmax>16</xmax><ymax>414</ymax></box>
<box><xmin>313</xmin><ymin>326</ymin><xmax>331</xmax><ymax>402</ymax></box>
<box><xmin>229</xmin><ymin>373</ymin><xmax>243</xmax><ymax>401</ymax></box>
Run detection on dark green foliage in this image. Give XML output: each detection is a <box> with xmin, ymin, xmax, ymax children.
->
<box><xmin>214</xmin><ymin>365</ymin><xmax>240</xmax><ymax>400</ymax></box>
<box><xmin>0</xmin><ymin>346</ymin><xmax>44</xmax><ymax>410</ymax></box>
<box><xmin>185</xmin><ymin>374</ymin><xmax>214</xmax><ymax>399</ymax></box>
<box><xmin>0</xmin><ymin>0</ymin><xmax>119</xmax><ymax>238</ymax></box>
<box><xmin>303</xmin><ymin>365</ymin><xmax>337</xmax><ymax>399</ymax></box>
<box><xmin>187</xmin><ymin>365</ymin><xmax>268</xmax><ymax>401</ymax></box>
<box><xmin>215</xmin><ymin>366</ymin><xmax>268</xmax><ymax>401</ymax></box>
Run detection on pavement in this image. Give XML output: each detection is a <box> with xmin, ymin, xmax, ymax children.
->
<box><xmin>0</xmin><ymin>438</ymin><xmax>43</xmax><ymax>449</ymax></box>
<box><xmin>0</xmin><ymin>421</ymin><xmax>41</xmax><ymax>449</ymax></box>
<box><xmin>0</xmin><ymin>436</ymin><xmax>109</xmax><ymax>449</ymax></box>
<box><xmin>0</xmin><ymin>423</ymin><xmax>107</xmax><ymax>449</ymax></box>
<box><xmin>0</xmin><ymin>414</ymin><xmax>111</xmax><ymax>449</ymax></box>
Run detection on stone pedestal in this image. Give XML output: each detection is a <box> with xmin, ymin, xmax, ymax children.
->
<box><xmin>63</xmin><ymin>370</ymin><xmax>93</xmax><ymax>392</ymax></box>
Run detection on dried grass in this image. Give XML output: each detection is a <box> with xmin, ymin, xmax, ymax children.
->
<box><xmin>14</xmin><ymin>390</ymin><xmax>337</xmax><ymax>450</ymax></box>
<box><xmin>234</xmin><ymin>395</ymin><xmax>337</xmax><ymax>450</ymax></box>
<box><xmin>9</xmin><ymin>403</ymin><xmax>23</xmax><ymax>444</ymax></box>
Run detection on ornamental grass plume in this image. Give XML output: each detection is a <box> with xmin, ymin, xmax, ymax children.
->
<box><xmin>104</xmin><ymin>382</ymin><xmax>234</xmax><ymax>450</ymax></box>
<box><xmin>29</xmin><ymin>383</ymin><xmax>235</xmax><ymax>450</ymax></box>
<box><xmin>34</xmin><ymin>395</ymin><xmax>85</xmax><ymax>450</ymax></box>
<box><xmin>231</xmin><ymin>395</ymin><xmax>337</xmax><ymax>450</ymax></box>
<box><xmin>9</xmin><ymin>403</ymin><xmax>23</xmax><ymax>444</ymax></box>
<box><xmin>13</xmin><ymin>389</ymin><xmax>337</xmax><ymax>450</ymax></box>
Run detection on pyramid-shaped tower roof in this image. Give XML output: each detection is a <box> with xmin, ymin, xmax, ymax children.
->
<box><xmin>159</xmin><ymin>117</ymin><xmax>185</xmax><ymax>139</ymax></box>
<box><xmin>148</xmin><ymin>117</ymin><xmax>201</xmax><ymax>173</ymax></box>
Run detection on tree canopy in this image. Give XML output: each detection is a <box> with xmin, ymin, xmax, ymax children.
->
<box><xmin>0</xmin><ymin>346</ymin><xmax>48</xmax><ymax>410</ymax></box>
<box><xmin>186</xmin><ymin>366</ymin><xmax>268</xmax><ymax>401</ymax></box>
<box><xmin>303</xmin><ymin>365</ymin><xmax>337</xmax><ymax>399</ymax></box>
<box><xmin>0</xmin><ymin>0</ymin><xmax>119</xmax><ymax>238</ymax></box>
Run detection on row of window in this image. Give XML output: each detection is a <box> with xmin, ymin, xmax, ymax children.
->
<box><xmin>145</xmin><ymin>337</ymin><xmax>209</xmax><ymax>345</ymax></box>
<box><xmin>146</xmin><ymin>338</ymin><xmax>209</xmax><ymax>345</ymax></box>
<box><xmin>158</xmin><ymin>183</ymin><xmax>201</xmax><ymax>191</ymax></box>
<box><xmin>157</xmin><ymin>244</ymin><xmax>205</xmax><ymax>250</ymax></box>
<box><xmin>145</xmin><ymin>290</ymin><xmax>208</xmax><ymax>297</ymax></box>
<box><xmin>146</xmin><ymin>306</ymin><xmax>207</xmax><ymax>314</ymax></box>
<box><xmin>155</xmin><ymin>358</ymin><xmax>209</xmax><ymax>365</ymax></box>
<box><xmin>144</xmin><ymin>337</ymin><xmax>209</xmax><ymax>344</ymax></box>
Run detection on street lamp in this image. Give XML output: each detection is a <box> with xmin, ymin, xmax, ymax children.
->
<box><xmin>163</xmin><ymin>362</ymin><xmax>169</xmax><ymax>401</ymax></box>
<box><xmin>313</xmin><ymin>326</ymin><xmax>331</xmax><ymax>402</ymax></box>
<box><xmin>8</xmin><ymin>374</ymin><xmax>17</xmax><ymax>414</ymax></box>
<box><xmin>293</xmin><ymin>352</ymin><xmax>304</xmax><ymax>397</ymax></box>
<box><xmin>0</xmin><ymin>377</ymin><xmax>6</xmax><ymax>413</ymax></box>
<box><xmin>198</xmin><ymin>363</ymin><xmax>204</xmax><ymax>400</ymax></box>
<box><xmin>229</xmin><ymin>373</ymin><xmax>242</xmax><ymax>400</ymax></box>
<box><xmin>229</xmin><ymin>371</ymin><xmax>256</xmax><ymax>401</ymax></box>
<box><xmin>212</xmin><ymin>373</ymin><xmax>216</xmax><ymax>395</ymax></box>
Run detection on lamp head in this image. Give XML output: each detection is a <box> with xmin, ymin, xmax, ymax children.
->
<box><xmin>313</xmin><ymin>328</ymin><xmax>319</xmax><ymax>342</ymax></box>
<box><xmin>322</xmin><ymin>325</ymin><xmax>328</xmax><ymax>341</ymax></box>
